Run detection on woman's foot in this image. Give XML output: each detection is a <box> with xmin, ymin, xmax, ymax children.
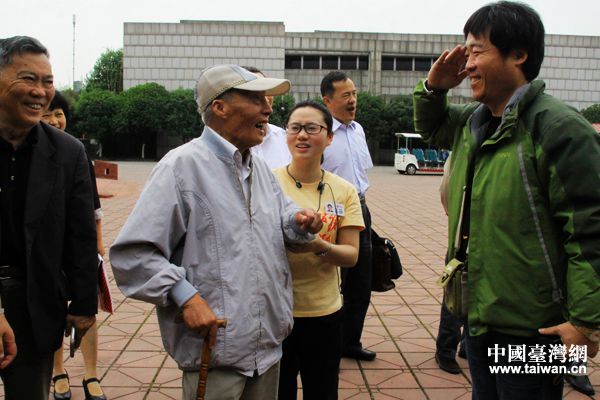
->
<box><xmin>52</xmin><ymin>372</ymin><xmax>71</xmax><ymax>400</ymax></box>
<box><xmin>83</xmin><ymin>377</ymin><xmax>107</xmax><ymax>400</ymax></box>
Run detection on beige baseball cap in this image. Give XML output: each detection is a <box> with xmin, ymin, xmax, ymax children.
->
<box><xmin>195</xmin><ymin>64</ymin><xmax>291</xmax><ymax>112</ymax></box>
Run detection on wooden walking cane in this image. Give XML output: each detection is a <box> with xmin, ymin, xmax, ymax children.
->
<box><xmin>197</xmin><ymin>319</ymin><xmax>228</xmax><ymax>400</ymax></box>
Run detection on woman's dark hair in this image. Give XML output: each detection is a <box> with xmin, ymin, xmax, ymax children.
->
<box><xmin>464</xmin><ymin>1</ymin><xmax>545</xmax><ymax>81</ymax></box>
<box><xmin>48</xmin><ymin>90</ymin><xmax>71</xmax><ymax>124</ymax></box>
<box><xmin>285</xmin><ymin>100</ymin><xmax>333</xmax><ymax>134</ymax></box>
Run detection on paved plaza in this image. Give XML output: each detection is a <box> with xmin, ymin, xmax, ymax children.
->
<box><xmin>7</xmin><ymin>162</ymin><xmax>597</xmax><ymax>399</ymax></box>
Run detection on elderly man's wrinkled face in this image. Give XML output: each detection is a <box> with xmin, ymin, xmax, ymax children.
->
<box><xmin>218</xmin><ymin>90</ymin><xmax>273</xmax><ymax>152</ymax></box>
<box><xmin>0</xmin><ymin>52</ymin><xmax>54</xmax><ymax>133</ymax></box>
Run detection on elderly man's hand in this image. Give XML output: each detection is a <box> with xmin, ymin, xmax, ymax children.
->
<box><xmin>65</xmin><ymin>314</ymin><xmax>96</xmax><ymax>350</ymax></box>
<box><xmin>0</xmin><ymin>316</ymin><xmax>17</xmax><ymax>369</ymax></box>
<box><xmin>294</xmin><ymin>209</ymin><xmax>323</xmax><ymax>234</ymax></box>
<box><xmin>181</xmin><ymin>294</ymin><xmax>218</xmax><ymax>344</ymax></box>
<box><xmin>539</xmin><ymin>322</ymin><xmax>599</xmax><ymax>358</ymax></box>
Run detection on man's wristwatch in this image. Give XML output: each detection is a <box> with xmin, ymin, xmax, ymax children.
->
<box><xmin>423</xmin><ymin>79</ymin><xmax>447</xmax><ymax>95</ymax></box>
<box><xmin>314</xmin><ymin>243</ymin><xmax>333</xmax><ymax>257</ymax></box>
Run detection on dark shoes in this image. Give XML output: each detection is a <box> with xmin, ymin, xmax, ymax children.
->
<box><xmin>457</xmin><ymin>346</ymin><xmax>467</xmax><ymax>359</ymax></box>
<box><xmin>52</xmin><ymin>373</ymin><xmax>71</xmax><ymax>400</ymax></box>
<box><xmin>435</xmin><ymin>353</ymin><xmax>461</xmax><ymax>374</ymax></box>
<box><xmin>565</xmin><ymin>373</ymin><xmax>595</xmax><ymax>396</ymax></box>
<box><xmin>83</xmin><ymin>377</ymin><xmax>108</xmax><ymax>400</ymax></box>
<box><xmin>342</xmin><ymin>346</ymin><xmax>376</xmax><ymax>361</ymax></box>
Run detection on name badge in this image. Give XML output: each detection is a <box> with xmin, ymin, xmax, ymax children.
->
<box><xmin>324</xmin><ymin>202</ymin><xmax>336</xmax><ymax>215</ymax></box>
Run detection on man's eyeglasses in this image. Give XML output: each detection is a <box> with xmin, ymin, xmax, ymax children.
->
<box><xmin>286</xmin><ymin>123</ymin><xmax>327</xmax><ymax>135</ymax></box>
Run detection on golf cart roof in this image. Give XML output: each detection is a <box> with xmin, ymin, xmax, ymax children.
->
<box><xmin>394</xmin><ymin>133</ymin><xmax>423</xmax><ymax>139</ymax></box>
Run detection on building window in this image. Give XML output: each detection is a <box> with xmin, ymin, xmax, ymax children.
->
<box><xmin>414</xmin><ymin>57</ymin><xmax>433</xmax><ymax>71</ymax></box>
<box><xmin>381</xmin><ymin>55</ymin><xmax>435</xmax><ymax>71</ymax></box>
<box><xmin>396</xmin><ymin>57</ymin><xmax>413</xmax><ymax>71</ymax></box>
<box><xmin>358</xmin><ymin>56</ymin><xmax>368</xmax><ymax>70</ymax></box>
<box><xmin>340</xmin><ymin>56</ymin><xmax>357</xmax><ymax>70</ymax></box>
<box><xmin>303</xmin><ymin>55</ymin><xmax>320</xmax><ymax>69</ymax></box>
<box><xmin>382</xmin><ymin>56</ymin><xmax>395</xmax><ymax>71</ymax></box>
<box><xmin>285</xmin><ymin>55</ymin><xmax>301</xmax><ymax>69</ymax></box>
<box><xmin>285</xmin><ymin>54</ymin><xmax>369</xmax><ymax>70</ymax></box>
<box><xmin>322</xmin><ymin>55</ymin><xmax>338</xmax><ymax>70</ymax></box>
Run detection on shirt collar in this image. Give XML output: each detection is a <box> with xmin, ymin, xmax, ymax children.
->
<box><xmin>332</xmin><ymin>117</ymin><xmax>356</xmax><ymax>133</ymax></box>
<box><xmin>0</xmin><ymin>125</ymin><xmax>39</xmax><ymax>152</ymax></box>
<box><xmin>200</xmin><ymin>125</ymin><xmax>252</xmax><ymax>166</ymax></box>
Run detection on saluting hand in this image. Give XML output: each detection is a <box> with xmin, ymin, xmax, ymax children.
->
<box><xmin>427</xmin><ymin>45</ymin><xmax>469</xmax><ymax>91</ymax></box>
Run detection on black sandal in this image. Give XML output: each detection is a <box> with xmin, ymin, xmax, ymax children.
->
<box><xmin>82</xmin><ymin>377</ymin><xmax>107</xmax><ymax>400</ymax></box>
<box><xmin>52</xmin><ymin>372</ymin><xmax>71</xmax><ymax>400</ymax></box>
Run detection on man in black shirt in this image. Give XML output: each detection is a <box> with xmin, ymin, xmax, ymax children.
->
<box><xmin>0</xmin><ymin>36</ymin><xmax>98</xmax><ymax>400</ymax></box>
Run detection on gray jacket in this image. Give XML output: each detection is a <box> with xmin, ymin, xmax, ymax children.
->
<box><xmin>110</xmin><ymin>127</ymin><xmax>313</xmax><ymax>374</ymax></box>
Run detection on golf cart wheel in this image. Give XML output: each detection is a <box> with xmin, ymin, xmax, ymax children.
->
<box><xmin>406</xmin><ymin>164</ymin><xmax>417</xmax><ymax>175</ymax></box>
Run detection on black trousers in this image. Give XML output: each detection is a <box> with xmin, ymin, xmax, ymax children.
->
<box><xmin>0</xmin><ymin>279</ymin><xmax>53</xmax><ymax>400</ymax></box>
<box><xmin>435</xmin><ymin>298</ymin><xmax>464</xmax><ymax>359</ymax></box>
<box><xmin>466</xmin><ymin>330</ymin><xmax>564</xmax><ymax>400</ymax></box>
<box><xmin>341</xmin><ymin>200</ymin><xmax>372</xmax><ymax>349</ymax></box>
<box><xmin>278</xmin><ymin>310</ymin><xmax>343</xmax><ymax>400</ymax></box>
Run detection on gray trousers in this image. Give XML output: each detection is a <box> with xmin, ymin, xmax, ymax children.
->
<box><xmin>182</xmin><ymin>361</ymin><xmax>280</xmax><ymax>400</ymax></box>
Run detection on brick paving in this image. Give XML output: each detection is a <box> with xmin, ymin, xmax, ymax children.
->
<box><xmin>6</xmin><ymin>161</ymin><xmax>597</xmax><ymax>399</ymax></box>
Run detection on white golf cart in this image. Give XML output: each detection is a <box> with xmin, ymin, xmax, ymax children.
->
<box><xmin>394</xmin><ymin>132</ymin><xmax>448</xmax><ymax>175</ymax></box>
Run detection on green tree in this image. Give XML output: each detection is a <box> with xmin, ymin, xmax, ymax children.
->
<box><xmin>85</xmin><ymin>49</ymin><xmax>123</xmax><ymax>93</ymax></box>
<box><xmin>164</xmin><ymin>88</ymin><xmax>204</xmax><ymax>142</ymax></box>
<box><xmin>271</xmin><ymin>94</ymin><xmax>296</xmax><ymax>127</ymax></box>
<box><xmin>115</xmin><ymin>83</ymin><xmax>170</xmax><ymax>158</ymax></box>
<box><xmin>355</xmin><ymin>92</ymin><xmax>387</xmax><ymax>141</ymax></box>
<box><xmin>581</xmin><ymin>104</ymin><xmax>600</xmax><ymax>123</ymax></box>
<box><xmin>381</xmin><ymin>95</ymin><xmax>414</xmax><ymax>148</ymax></box>
<box><xmin>72</xmin><ymin>89</ymin><xmax>120</xmax><ymax>140</ymax></box>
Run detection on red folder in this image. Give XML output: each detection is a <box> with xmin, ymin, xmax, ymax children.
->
<box><xmin>97</xmin><ymin>254</ymin><xmax>113</xmax><ymax>314</ymax></box>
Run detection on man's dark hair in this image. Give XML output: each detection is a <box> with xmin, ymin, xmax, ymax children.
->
<box><xmin>320</xmin><ymin>70</ymin><xmax>349</xmax><ymax>98</ymax></box>
<box><xmin>48</xmin><ymin>91</ymin><xmax>71</xmax><ymax>124</ymax></box>
<box><xmin>0</xmin><ymin>36</ymin><xmax>49</xmax><ymax>70</ymax></box>
<box><xmin>285</xmin><ymin>100</ymin><xmax>334</xmax><ymax>134</ymax></box>
<box><xmin>464</xmin><ymin>1</ymin><xmax>544</xmax><ymax>81</ymax></box>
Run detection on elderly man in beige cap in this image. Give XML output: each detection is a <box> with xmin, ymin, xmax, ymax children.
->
<box><xmin>110</xmin><ymin>64</ymin><xmax>323</xmax><ymax>400</ymax></box>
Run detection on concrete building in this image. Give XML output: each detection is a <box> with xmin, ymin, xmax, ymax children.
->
<box><xmin>124</xmin><ymin>20</ymin><xmax>600</xmax><ymax>110</ymax></box>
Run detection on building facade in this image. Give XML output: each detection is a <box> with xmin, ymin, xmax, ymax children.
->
<box><xmin>124</xmin><ymin>20</ymin><xmax>600</xmax><ymax>110</ymax></box>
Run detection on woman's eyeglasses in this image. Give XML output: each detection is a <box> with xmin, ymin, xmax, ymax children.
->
<box><xmin>285</xmin><ymin>123</ymin><xmax>327</xmax><ymax>135</ymax></box>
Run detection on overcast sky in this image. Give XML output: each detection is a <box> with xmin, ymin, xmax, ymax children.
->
<box><xmin>2</xmin><ymin>0</ymin><xmax>599</xmax><ymax>88</ymax></box>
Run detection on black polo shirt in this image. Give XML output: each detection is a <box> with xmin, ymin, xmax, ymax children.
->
<box><xmin>0</xmin><ymin>128</ymin><xmax>38</xmax><ymax>270</ymax></box>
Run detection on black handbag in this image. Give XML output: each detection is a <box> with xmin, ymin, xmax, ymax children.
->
<box><xmin>371</xmin><ymin>229</ymin><xmax>403</xmax><ymax>292</ymax></box>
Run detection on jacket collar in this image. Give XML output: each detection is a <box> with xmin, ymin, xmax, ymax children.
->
<box><xmin>25</xmin><ymin>123</ymin><xmax>58</xmax><ymax>227</ymax></box>
<box><xmin>198</xmin><ymin>125</ymin><xmax>252</xmax><ymax>167</ymax></box>
<box><xmin>470</xmin><ymin>80</ymin><xmax>546</xmax><ymax>146</ymax></box>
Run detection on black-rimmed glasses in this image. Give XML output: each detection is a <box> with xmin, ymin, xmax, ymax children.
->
<box><xmin>286</xmin><ymin>123</ymin><xmax>327</xmax><ymax>135</ymax></box>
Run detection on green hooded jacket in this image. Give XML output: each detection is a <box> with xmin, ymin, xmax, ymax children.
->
<box><xmin>414</xmin><ymin>79</ymin><xmax>600</xmax><ymax>338</ymax></box>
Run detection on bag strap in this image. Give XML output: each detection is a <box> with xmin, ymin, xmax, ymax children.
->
<box><xmin>454</xmin><ymin>117</ymin><xmax>502</xmax><ymax>262</ymax></box>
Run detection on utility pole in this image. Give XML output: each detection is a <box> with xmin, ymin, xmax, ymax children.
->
<box><xmin>72</xmin><ymin>14</ymin><xmax>76</xmax><ymax>89</ymax></box>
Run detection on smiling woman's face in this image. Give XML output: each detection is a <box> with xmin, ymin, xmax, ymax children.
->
<box><xmin>42</xmin><ymin>107</ymin><xmax>67</xmax><ymax>131</ymax></box>
<box><xmin>286</xmin><ymin>106</ymin><xmax>332</xmax><ymax>162</ymax></box>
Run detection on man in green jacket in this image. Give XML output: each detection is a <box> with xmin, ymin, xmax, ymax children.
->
<box><xmin>413</xmin><ymin>2</ymin><xmax>600</xmax><ymax>399</ymax></box>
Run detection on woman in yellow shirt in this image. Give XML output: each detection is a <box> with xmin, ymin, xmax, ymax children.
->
<box><xmin>274</xmin><ymin>101</ymin><xmax>364</xmax><ymax>400</ymax></box>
